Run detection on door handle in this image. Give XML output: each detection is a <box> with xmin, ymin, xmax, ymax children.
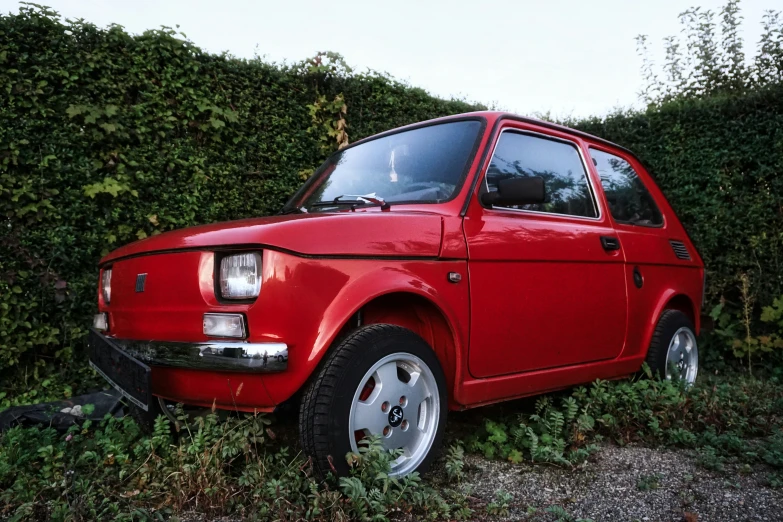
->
<box><xmin>600</xmin><ymin>236</ymin><xmax>621</xmax><ymax>251</ymax></box>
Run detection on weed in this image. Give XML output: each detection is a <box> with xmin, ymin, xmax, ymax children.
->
<box><xmin>465</xmin><ymin>374</ymin><xmax>783</xmax><ymax>475</ymax></box>
<box><xmin>545</xmin><ymin>504</ymin><xmax>594</xmax><ymax>522</ymax></box>
<box><xmin>486</xmin><ymin>489</ymin><xmax>513</xmax><ymax>517</ymax></box>
<box><xmin>468</xmin><ymin>395</ymin><xmax>599</xmax><ymax>467</ymax></box>
<box><xmin>445</xmin><ymin>444</ymin><xmax>465</xmax><ymax>482</ymax></box>
<box><xmin>637</xmin><ymin>473</ymin><xmax>663</xmax><ymax>491</ymax></box>
<box><xmin>710</xmin><ymin>279</ymin><xmax>783</xmax><ymax>373</ymax></box>
<box><xmin>0</xmin><ymin>413</ymin><xmax>459</xmax><ymax>521</ymax></box>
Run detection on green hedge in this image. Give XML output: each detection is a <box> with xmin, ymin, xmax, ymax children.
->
<box><xmin>575</xmin><ymin>87</ymin><xmax>783</xmax><ymax>310</ymax></box>
<box><xmin>0</xmin><ymin>6</ymin><xmax>478</xmax><ymax>388</ymax></box>
<box><xmin>1</xmin><ymin>5</ymin><xmax>782</xmax><ymax>392</ymax></box>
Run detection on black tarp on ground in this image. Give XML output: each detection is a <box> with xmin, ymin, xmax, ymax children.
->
<box><xmin>0</xmin><ymin>389</ymin><xmax>124</xmax><ymax>432</ymax></box>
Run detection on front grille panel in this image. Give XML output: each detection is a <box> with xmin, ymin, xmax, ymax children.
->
<box><xmin>106</xmin><ymin>252</ymin><xmax>205</xmax><ymax>341</ymax></box>
<box><xmin>670</xmin><ymin>240</ymin><xmax>691</xmax><ymax>260</ymax></box>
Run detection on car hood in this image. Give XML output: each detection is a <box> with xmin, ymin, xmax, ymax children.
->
<box><xmin>100</xmin><ymin>211</ymin><xmax>444</xmax><ymax>265</ymax></box>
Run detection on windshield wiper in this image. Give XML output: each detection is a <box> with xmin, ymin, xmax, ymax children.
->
<box><xmin>309</xmin><ymin>194</ymin><xmax>390</xmax><ymax>211</ymax></box>
<box><xmin>279</xmin><ymin>206</ymin><xmax>307</xmax><ymax>215</ymax></box>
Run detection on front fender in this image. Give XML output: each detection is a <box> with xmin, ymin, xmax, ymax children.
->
<box><xmin>256</xmin><ymin>250</ymin><xmax>469</xmax><ymax>405</ymax></box>
<box><xmin>313</xmin><ymin>265</ymin><xmax>466</xmax><ymax>364</ymax></box>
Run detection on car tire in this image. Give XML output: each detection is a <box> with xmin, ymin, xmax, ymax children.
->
<box><xmin>299</xmin><ymin>324</ymin><xmax>447</xmax><ymax>478</ymax></box>
<box><xmin>645</xmin><ymin>309</ymin><xmax>699</xmax><ymax>384</ymax></box>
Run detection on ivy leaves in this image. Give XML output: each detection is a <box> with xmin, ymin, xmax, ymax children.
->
<box><xmin>0</xmin><ymin>4</ymin><xmax>477</xmax><ymax>394</ymax></box>
<box><xmin>82</xmin><ymin>177</ymin><xmax>136</xmax><ymax>199</ymax></box>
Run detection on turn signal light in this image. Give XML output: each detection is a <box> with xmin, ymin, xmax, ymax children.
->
<box><xmin>203</xmin><ymin>313</ymin><xmax>246</xmax><ymax>338</ymax></box>
<box><xmin>93</xmin><ymin>313</ymin><xmax>108</xmax><ymax>331</ymax></box>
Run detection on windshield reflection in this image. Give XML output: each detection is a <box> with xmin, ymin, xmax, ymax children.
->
<box><xmin>286</xmin><ymin>120</ymin><xmax>483</xmax><ymax>212</ymax></box>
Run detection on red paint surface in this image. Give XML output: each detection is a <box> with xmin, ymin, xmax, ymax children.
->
<box><xmin>100</xmin><ymin>211</ymin><xmax>444</xmax><ymax>264</ymax></box>
<box><xmin>97</xmin><ymin>111</ymin><xmax>704</xmax><ymax>412</ymax></box>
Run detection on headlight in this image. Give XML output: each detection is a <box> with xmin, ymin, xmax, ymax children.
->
<box><xmin>220</xmin><ymin>252</ymin><xmax>262</xmax><ymax>299</ymax></box>
<box><xmin>101</xmin><ymin>269</ymin><xmax>112</xmax><ymax>304</ymax></box>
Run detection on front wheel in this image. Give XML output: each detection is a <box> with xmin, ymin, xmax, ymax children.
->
<box><xmin>645</xmin><ymin>309</ymin><xmax>699</xmax><ymax>385</ymax></box>
<box><xmin>299</xmin><ymin>324</ymin><xmax>447</xmax><ymax>477</ymax></box>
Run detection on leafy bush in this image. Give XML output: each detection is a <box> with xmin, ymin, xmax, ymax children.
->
<box><xmin>0</xmin><ymin>4</ymin><xmax>478</xmax><ymax>394</ymax></box>
<box><xmin>710</xmin><ymin>279</ymin><xmax>783</xmax><ymax>372</ymax></box>
<box><xmin>3</xmin><ymin>1</ymin><xmax>783</xmax><ymax>397</ymax></box>
<box><xmin>0</xmin><ymin>412</ymin><xmax>462</xmax><ymax>521</ymax></box>
<box><xmin>579</xmin><ymin>1</ymin><xmax>783</xmax><ymax>363</ymax></box>
<box><xmin>466</xmin><ymin>373</ymin><xmax>783</xmax><ymax>471</ymax></box>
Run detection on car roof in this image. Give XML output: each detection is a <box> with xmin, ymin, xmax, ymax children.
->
<box><xmin>349</xmin><ymin>110</ymin><xmax>636</xmax><ymax>160</ymax></box>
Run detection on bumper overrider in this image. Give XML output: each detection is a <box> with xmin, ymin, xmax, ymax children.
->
<box><xmin>88</xmin><ymin>328</ymin><xmax>288</xmax><ymax>410</ymax></box>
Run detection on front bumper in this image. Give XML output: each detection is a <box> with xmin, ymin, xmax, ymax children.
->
<box><xmin>88</xmin><ymin>328</ymin><xmax>288</xmax><ymax>373</ymax></box>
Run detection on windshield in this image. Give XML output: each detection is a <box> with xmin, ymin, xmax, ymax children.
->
<box><xmin>285</xmin><ymin>120</ymin><xmax>483</xmax><ymax>212</ymax></box>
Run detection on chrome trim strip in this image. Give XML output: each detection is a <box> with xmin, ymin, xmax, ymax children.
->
<box><xmin>481</xmin><ymin>128</ymin><xmax>603</xmax><ymax>221</ymax></box>
<box><xmin>96</xmin><ymin>332</ymin><xmax>288</xmax><ymax>373</ymax></box>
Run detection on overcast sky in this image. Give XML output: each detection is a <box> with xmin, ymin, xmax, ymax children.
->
<box><xmin>2</xmin><ymin>0</ymin><xmax>774</xmax><ymax>118</ymax></box>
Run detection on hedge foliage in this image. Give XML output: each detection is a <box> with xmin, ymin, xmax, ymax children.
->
<box><xmin>0</xmin><ymin>5</ymin><xmax>478</xmax><ymax>390</ymax></box>
<box><xmin>1</xmin><ymin>4</ymin><xmax>782</xmax><ymax>393</ymax></box>
<box><xmin>575</xmin><ymin>84</ymin><xmax>783</xmax><ymax>310</ymax></box>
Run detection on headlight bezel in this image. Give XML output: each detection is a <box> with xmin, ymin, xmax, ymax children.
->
<box><xmin>215</xmin><ymin>251</ymin><xmax>263</xmax><ymax>302</ymax></box>
<box><xmin>101</xmin><ymin>268</ymin><xmax>112</xmax><ymax>305</ymax></box>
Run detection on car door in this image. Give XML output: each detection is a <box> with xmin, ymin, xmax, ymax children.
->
<box><xmin>464</xmin><ymin>123</ymin><xmax>628</xmax><ymax>378</ymax></box>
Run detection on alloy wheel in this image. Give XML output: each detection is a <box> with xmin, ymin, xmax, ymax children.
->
<box><xmin>348</xmin><ymin>352</ymin><xmax>440</xmax><ymax>476</ymax></box>
<box><xmin>664</xmin><ymin>326</ymin><xmax>698</xmax><ymax>384</ymax></box>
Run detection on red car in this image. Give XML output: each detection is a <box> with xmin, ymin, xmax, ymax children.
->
<box><xmin>89</xmin><ymin>111</ymin><xmax>704</xmax><ymax>477</ymax></box>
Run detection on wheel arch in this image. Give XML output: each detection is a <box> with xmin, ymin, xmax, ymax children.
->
<box><xmin>664</xmin><ymin>293</ymin><xmax>697</xmax><ymax>328</ymax></box>
<box><xmin>641</xmin><ymin>290</ymin><xmax>700</xmax><ymax>360</ymax></box>
<box><xmin>311</xmin><ymin>281</ymin><xmax>465</xmax><ymax>408</ymax></box>
<box><xmin>359</xmin><ymin>292</ymin><xmax>460</xmax><ymax>398</ymax></box>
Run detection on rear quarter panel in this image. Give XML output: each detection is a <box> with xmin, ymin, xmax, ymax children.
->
<box><xmin>583</xmin><ymin>141</ymin><xmax>704</xmax><ymax>359</ymax></box>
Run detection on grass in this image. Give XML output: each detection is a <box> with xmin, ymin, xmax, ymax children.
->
<box><xmin>0</xmin><ymin>409</ymin><xmax>469</xmax><ymax>521</ymax></box>
<box><xmin>1</xmin><ymin>370</ymin><xmax>782</xmax><ymax>521</ymax></box>
<box><xmin>461</xmin><ymin>368</ymin><xmax>783</xmax><ymax>479</ymax></box>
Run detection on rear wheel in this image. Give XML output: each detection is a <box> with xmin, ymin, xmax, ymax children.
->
<box><xmin>299</xmin><ymin>324</ymin><xmax>447</xmax><ymax>477</ymax></box>
<box><xmin>645</xmin><ymin>309</ymin><xmax>699</xmax><ymax>385</ymax></box>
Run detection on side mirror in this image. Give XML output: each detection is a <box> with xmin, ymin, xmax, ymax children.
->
<box><xmin>481</xmin><ymin>176</ymin><xmax>546</xmax><ymax>207</ymax></box>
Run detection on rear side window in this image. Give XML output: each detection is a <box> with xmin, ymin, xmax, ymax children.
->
<box><xmin>485</xmin><ymin>132</ymin><xmax>598</xmax><ymax>218</ymax></box>
<box><xmin>589</xmin><ymin>148</ymin><xmax>663</xmax><ymax>227</ymax></box>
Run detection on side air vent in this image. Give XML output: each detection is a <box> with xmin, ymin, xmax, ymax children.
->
<box><xmin>670</xmin><ymin>240</ymin><xmax>691</xmax><ymax>261</ymax></box>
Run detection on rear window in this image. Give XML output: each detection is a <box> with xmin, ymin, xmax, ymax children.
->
<box><xmin>589</xmin><ymin>148</ymin><xmax>663</xmax><ymax>227</ymax></box>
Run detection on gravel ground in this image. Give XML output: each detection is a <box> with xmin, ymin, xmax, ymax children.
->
<box><xmin>180</xmin><ymin>408</ymin><xmax>782</xmax><ymax>521</ymax></box>
<box><xmin>429</xmin><ymin>443</ymin><xmax>783</xmax><ymax>522</ymax></box>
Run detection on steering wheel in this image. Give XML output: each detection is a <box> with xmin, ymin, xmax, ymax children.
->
<box><xmin>402</xmin><ymin>182</ymin><xmax>452</xmax><ymax>199</ymax></box>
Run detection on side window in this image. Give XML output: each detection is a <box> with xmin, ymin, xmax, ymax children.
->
<box><xmin>589</xmin><ymin>148</ymin><xmax>663</xmax><ymax>227</ymax></box>
<box><xmin>485</xmin><ymin>132</ymin><xmax>597</xmax><ymax>218</ymax></box>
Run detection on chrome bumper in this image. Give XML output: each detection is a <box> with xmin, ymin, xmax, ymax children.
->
<box><xmin>93</xmin><ymin>329</ymin><xmax>288</xmax><ymax>373</ymax></box>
